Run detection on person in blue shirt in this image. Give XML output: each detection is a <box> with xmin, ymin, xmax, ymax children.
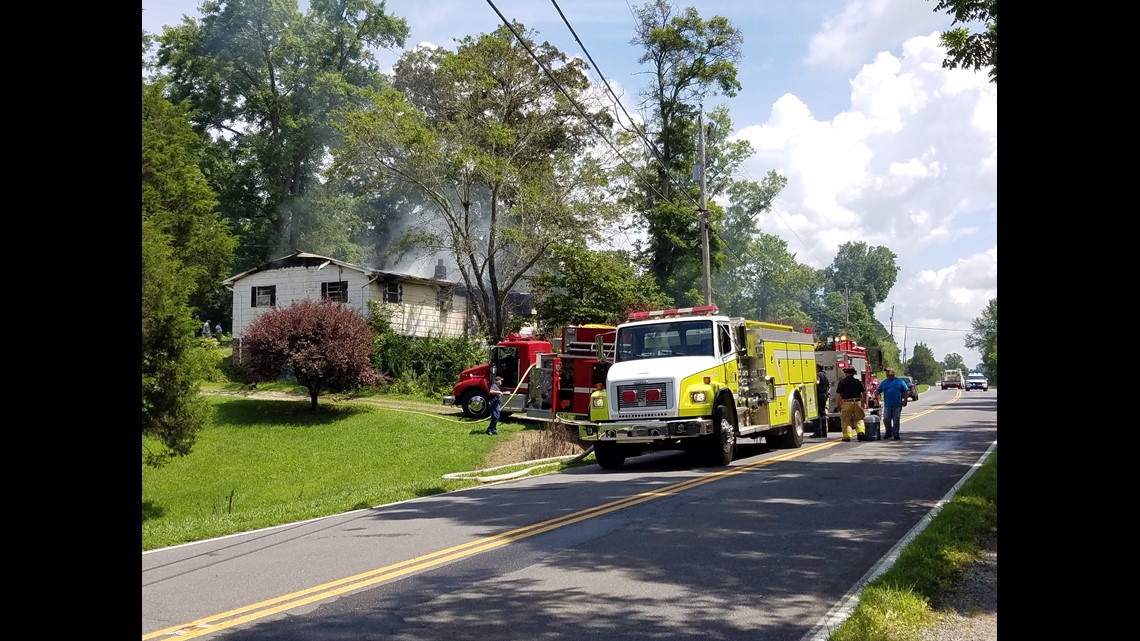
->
<box><xmin>485</xmin><ymin>376</ymin><xmax>504</xmax><ymax>435</ymax></box>
<box><xmin>874</xmin><ymin>369</ymin><xmax>911</xmax><ymax>440</ymax></box>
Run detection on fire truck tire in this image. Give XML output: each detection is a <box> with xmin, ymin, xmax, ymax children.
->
<box><xmin>776</xmin><ymin>400</ymin><xmax>805</xmax><ymax>449</ymax></box>
<box><xmin>593</xmin><ymin>442</ymin><xmax>626</xmax><ymax>470</ymax></box>
<box><xmin>460</xmin><ymin>389</ymin><xmax>491</xmax><ymax>420</ymax></box>
<box><xmin>705</xmin><ymin>401</ymin><xmax>736</xmax><ymax>466</ymax></box>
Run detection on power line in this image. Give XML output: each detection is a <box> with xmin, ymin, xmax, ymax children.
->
<box><xmin>899</xmin><ymin>325</ymin><xmax>971</xmax><ymax>333</ymax></box>
<box><xmin>484</xmin><ymin>0</ymin><xmax>703</xmax><ymax>215</ymax></box>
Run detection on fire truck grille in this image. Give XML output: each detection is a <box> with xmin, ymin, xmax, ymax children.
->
<box><xmin>616</xmin><ymin>382</ymin><xmax>670</xmax><ymax>411</ymax></box>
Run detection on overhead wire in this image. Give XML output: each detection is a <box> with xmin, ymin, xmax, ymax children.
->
<box><xmin>482</xmin><ymin>0</ymin><xmax>703</xmax><ymax>218</ymax></box>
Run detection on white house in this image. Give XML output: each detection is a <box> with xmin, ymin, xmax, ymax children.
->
<box><xmin>222</xmin><ymin>251</ymin><xmax>471</xmax><ymax>340</ymax></box>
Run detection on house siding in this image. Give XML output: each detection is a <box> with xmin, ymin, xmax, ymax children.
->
<box><xmin>227</xmin><ymin>260</ymin><xmax>470</xmax><ymax>340</ymax></box>
<box><xmin>378</xmin><ymin>281</ymin><xmax>470</xmax><ymax>338</ymax></box>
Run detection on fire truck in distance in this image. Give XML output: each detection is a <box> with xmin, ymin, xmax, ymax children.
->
<box><xmin>814</xmin><ymin>335</ymin><xmax>882</xmax><ymax>433</ymax></box>
<box><xmin>443</xmin><ymin>325</ymin><xmax>615</xmax><ymax>421</ymax></box>
<box><xmin>577</xmin><ymin>305</ymin><xmax>819</xmax><ymax>470</ymax></box>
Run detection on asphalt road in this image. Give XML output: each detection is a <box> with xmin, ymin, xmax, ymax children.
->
<box><xmin>142</xmin><ymin>388</ymin><xmax>997</xmax><ymax>641</ymax></box>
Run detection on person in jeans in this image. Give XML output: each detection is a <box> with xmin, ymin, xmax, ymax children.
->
<box><xmin>485</xmin><ymin>376</ymin><xmax>504</xmax><ymax>435</ymax></box>
<box><xmin>874</xmin><ymin>368</ymin><xmax>910</xmax><ymax>440</ymax></box>
<box><xmin>811</xmin><ymin>364</ymin><xmax>830</xmax><ymax>438</ymax></box>
<box><xmin>835</xmin><ymin>367</ymin><xmax>866</xmax><ymax>442</ymax></box>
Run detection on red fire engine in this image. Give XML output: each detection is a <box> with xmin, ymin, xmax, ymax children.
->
<box><xmin>814</xmin><ymin>335</ymin><xmax>882</xmax><ymax>432</ymax></box>
<box><xmin>443</xmin><ymin>325</ymin><xmax>615</xmax><ymax>422</ymax></box>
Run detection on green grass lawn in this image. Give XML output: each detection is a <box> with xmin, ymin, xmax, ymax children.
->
<box><xmin>142</xmin><ymin>395</ymin><xmax>530</xmax><ymax>550</ymax></box>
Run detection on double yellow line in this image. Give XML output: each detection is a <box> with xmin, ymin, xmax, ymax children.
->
<box><xmin>143</xmin><ymin>442</ymin><xmax>829</xmax><ymax>640</ymax></box>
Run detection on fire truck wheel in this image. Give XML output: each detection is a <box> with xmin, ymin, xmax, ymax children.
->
<box><xmin>593</xmin><ymin>442</ymin><xmax>626</xmax><ymax>470</ymax></box>
<box><xmin>460</xmin><ymin>389</ymin><xmax>491</xmax><ymax>420</ymax></box>
<box><xmin>776</xmin><ymin>400</ymin><xmax>805</xmax><ymax>449</ymax></box>
<box><xmin>705</xmin><ymin>401</ymin><xmax>736</xmax><ymax>466</ymax></box>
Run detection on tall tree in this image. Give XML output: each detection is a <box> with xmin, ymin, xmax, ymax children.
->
<box><xmin>964</xmin><ymin>297</ymin><xmax>997</xmax><ymax>384</ymax></box>
<box><xmin>329</xmin><ymin>24</ymin><xmax>618</xmax><ymax>341</ymax></box>
<box><xmin>142</xmin><ymin>78</ymin><xmax>237</xmax><ymax>464</ymax></box>
<box><xmin>627</xmin><ymin>1</ymin><xmax>743</xmax><ymax>303</ymax></box>
<box><xmin>142</xmin><ymin>79</ymin><xmax>238</xmax><ymax>317</ymax></box>
<box><xmin>154</xmin><ymin>0</ymin><xmax>409</xmax><ymax>270</ymax></box>
<box><xmin>930</xmin><ymin>0</ymin><xmax>997</xmax><ymax>83</ymax></box>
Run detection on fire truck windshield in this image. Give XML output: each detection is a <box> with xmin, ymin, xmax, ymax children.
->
<box><xmin>615</xmin><ymin>320</ymin><xmax>714</xmax><ymax>362</ymax></box>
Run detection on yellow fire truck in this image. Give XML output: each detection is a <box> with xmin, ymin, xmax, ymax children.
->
<box><xmin>581</xmin><ymin>305</ymin><xmax>819</xmax><ymax>470</ymax></box>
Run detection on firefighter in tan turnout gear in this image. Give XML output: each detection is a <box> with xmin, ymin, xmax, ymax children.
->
<box><xmin>836</xmin><ymin>367</ymin><xmax>867</xmax><ymax>441</ymax></box>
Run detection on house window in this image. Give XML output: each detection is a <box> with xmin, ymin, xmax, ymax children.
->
<box><xmin>385</xmin><ymin>281</ymin><xmax>402</xmax><ymax>304</ymax></box>
<box><xmin>251</xmin><ymin>285</ymin><xmax>276</xmax><ymax>308</ymax></box>
<box><xmin>437</xmin><ymin>286</ymin><xmax>454</xmax><ymax>313</ymax></box>
<box><xmin>322</xmin><ymin>281</ymin><xmax>349</xmax><ymax>303</ymax></box>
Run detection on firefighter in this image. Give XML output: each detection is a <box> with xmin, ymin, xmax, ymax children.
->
<box><xmin>835</xmin><ymin>367</ymin><xmax>867</xmax><ymax>442</ymax></box>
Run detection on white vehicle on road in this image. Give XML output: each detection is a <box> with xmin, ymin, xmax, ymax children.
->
<box><xmin>965</xmin><ymin>371</ymin><xmax>988</xmax><ymax>391</ymax></box>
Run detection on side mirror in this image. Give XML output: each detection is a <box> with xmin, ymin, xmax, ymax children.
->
<box><xmin>595</xmin><ymin>335</ymin><xmax>605</xmax><ymax>361</ymax></box>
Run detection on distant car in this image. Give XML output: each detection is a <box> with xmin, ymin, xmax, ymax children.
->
<box><xmin>965</xmin><ymin>372</ymin><xmax>989</xmax><ymax>391</ymax></box>
<box><xmin>898</xmin><ymin>376</ymin><xmax>919</xmax><ymax>401</ymax></box>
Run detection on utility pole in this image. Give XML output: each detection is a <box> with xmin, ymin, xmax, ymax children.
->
<box><xmin>844</xmin><ymin>287</ymin><xmax>850</xmax><ymax>336</ymax></box>
<box><xmin>902</xmin><ymin>326</ymin><xmax>908</xmax><ymax>364</ymax></box>
<box><xmin>698</xmin><ymin>108</ymin><xmax>712</xmax><ymax>306</ymax></box>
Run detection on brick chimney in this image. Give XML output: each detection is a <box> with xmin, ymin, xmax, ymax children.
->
<box><xmin>434</xmin><ymin>258</ymin><xmax>447</xmax><ymax>280</ymax></box>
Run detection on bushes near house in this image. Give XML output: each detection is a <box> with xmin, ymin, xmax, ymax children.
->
<box><xmin>367</xmin><ymin>300</ymin><xmax>486</xmax><ymax>397</ymax></box>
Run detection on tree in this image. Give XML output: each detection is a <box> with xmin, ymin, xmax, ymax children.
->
<box><xmin>930</xmin><ymin>0</ymin><xmax>997</xmax><ymax>83</ymax></box>
<box><xmin>529</xmin><ymin>244</ymin><xmax>672</xmax><ymax>337</ymax></box>
<box><xmin>715</xmin><ymin>170</ymin><xmax>816</xmax><ymax>324</ymax></box>
<box><xmin>142</xmin><ymin>78</ymin><xmax>237</xmax><ymax>322</ymax></box>
<box><xmin>142</xmin><ymin>218</ymin><xmax>211</xmax><ymax>466</ymax></box>
<box><xmin>154</xmin><ymin>0</ymin><xmax>409</xmax><ymax>270</ymax></box>
<box><xmin>964</xmin><ymin>297</ymin><xmax>997</xmax><ymax>384</ymax></box>
<box><xmin>905</xmin><ymin>342</ymin><xmax>942</xmax><ymax>386</ymax></box>
<box><xmin>942</xmin><ymin>353</ymin><xmax>966</xmax><ymax>371</ymax></box>
<box><xmin>142</xmin><ymin>77</ymin><xmax>237</xmax><ymax>465</ymax></box>
<box><xmin>627</xmin><ymin>1</ymin><xmax>744</xmax><ymax>303</ymax></box>
<box><xmin>239</xmin><ymin>299</ymin><xmax>381</xmax><ymax>410</ymax></box>
<box><xmin>330</xmin><ymin>24</ymin><xmax>617</xmax><ymax>341</ymax></box>
<box><xmin>822</xmin><ymin>242</ymin><xmax>900</xmax><ymax>310</ymax></box>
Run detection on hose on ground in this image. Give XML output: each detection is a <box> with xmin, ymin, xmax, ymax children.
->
<box><xmin>441</xmin><ymin>444</ymin><xmax>595</xmax><ymax>484</ymax></box>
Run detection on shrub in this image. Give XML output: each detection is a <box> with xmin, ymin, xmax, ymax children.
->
<box><xmin>239</xmin><ymin>300</ymin><xmax>381</xmax><ymax>409</ymax></box>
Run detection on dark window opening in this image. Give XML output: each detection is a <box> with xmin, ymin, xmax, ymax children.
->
<box><xmin>251</xmin><ymin>285</ymin><xmax>276</xmax><ymax>308</ymax></box>
<box><xmin>322</xmin><ymin>281</ymin><xmax>349</xmax><ymax>303</ymax></box>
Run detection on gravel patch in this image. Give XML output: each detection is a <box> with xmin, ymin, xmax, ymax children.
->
<box><xmin>920</xmin><ymin>537</ymin><xmax>997</xmax><ymax>641</ymax></box>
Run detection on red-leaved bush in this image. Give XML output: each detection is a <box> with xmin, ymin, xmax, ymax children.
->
<box><xmin>239</xmin><ymin>299</ymin><xmax>381</xmax><ymax>409</ymax></box>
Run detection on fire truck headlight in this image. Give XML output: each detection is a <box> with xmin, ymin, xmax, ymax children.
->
<box><xmin>690</xmin><ymin>390</ymin><xmax>707</xmax><ymax>404</ymax></box>
<box><xmin>592</xmin><ymin>396</ymin><xmax>605</xmax><ymax>408</ymax></box>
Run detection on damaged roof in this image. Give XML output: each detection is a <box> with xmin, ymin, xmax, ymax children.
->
<box><xmin>221</xmin><ymin>251</ymin><xmax>454</xmax><ymax>287</ymax></box>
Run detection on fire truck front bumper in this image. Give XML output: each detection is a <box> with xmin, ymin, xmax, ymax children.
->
<box><xmin>442</xmin><ymin>395</ymin><xmax>456</xmax><ymax>407</ymax></box>
<box><xmin>580</xmin><ymin>418</ymin><xmax>714</xmax><ymax>443</ymax></box>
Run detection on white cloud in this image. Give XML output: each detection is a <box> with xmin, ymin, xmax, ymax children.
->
<box><xmin>736</xmin><ymin>28</ymin><xmax>996</xmax><ymax>365</ymax></box>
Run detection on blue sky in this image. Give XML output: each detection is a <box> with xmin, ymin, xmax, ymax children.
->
<box><xmin>142</xmin><ymin>1</ymin><xmax>996</xmax><ymax>367</ymax></box>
